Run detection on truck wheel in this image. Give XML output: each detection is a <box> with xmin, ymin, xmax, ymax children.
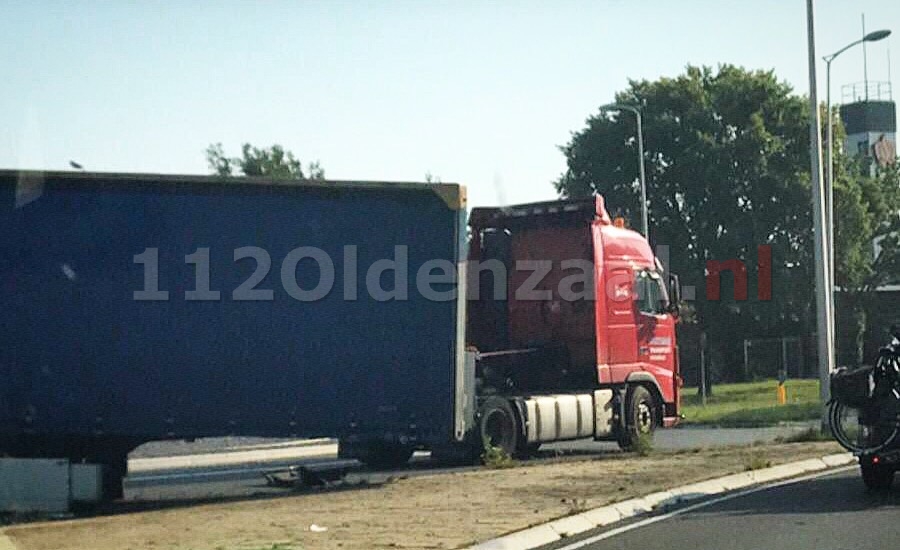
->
<box><xmin>617</xmin><ymin>385</ymin><xmax>657</xmax><ymax>452</ymax></box>
<box><xmin>478</xmin><ymin>397</ymin><xmax>520</xmax><ymax>459</ymax></box>
<box><xmin>860</xmin><ymin>462</ymin><xmax>895</xmax><ymax>491</ymax></box>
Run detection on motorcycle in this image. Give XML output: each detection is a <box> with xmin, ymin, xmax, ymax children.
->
<box><xmin>829</xmin><ymin>324</ymin><xmax>900</xmax><ymax>490</ymax></box>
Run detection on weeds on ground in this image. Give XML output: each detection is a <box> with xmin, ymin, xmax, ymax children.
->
<box><xmin>743</xmin><ymin>447</ymin><xmax>772</xmax><ymax>471</ymax></box>
<box><xmin>561</xmin><ymin>497</ymin><xmax>590</xmax><ymax>515</ymax></box>
<box><xmin>775</xmin><ymin>427</ymin><xmax>831</xmax><ymax>443</ymax></box>
<box><xmin>481</xmin><ymin>437</ymin><xmax>516</xmax><ymax>469</ymax></box>
<box><xmin>632</xmin><ymin>433</ymin><xmax>655</xmax><ymax>457</ymax></box>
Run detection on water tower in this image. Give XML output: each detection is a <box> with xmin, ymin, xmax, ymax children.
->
<box><xmin>839</xmin><ymin>80</ymin><xmax>896</xmax><ymax>172</ymax></box>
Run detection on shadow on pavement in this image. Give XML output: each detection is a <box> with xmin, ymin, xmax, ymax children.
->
<box><xmin>688</xmin><ymin>471</ymin><xmax>900</xmax><ymax>519</ymax></box>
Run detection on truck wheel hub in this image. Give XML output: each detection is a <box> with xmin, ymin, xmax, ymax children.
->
<box><xmin>637</xmin><ymin>401</ymin><xmax>653</xmax><ymax>433</ymax></box>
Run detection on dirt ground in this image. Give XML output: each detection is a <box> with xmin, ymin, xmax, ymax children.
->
<box><xmin>4</xmin><ymin>442</ymin><xmax>842</xmax><ymax>550</ymax></box>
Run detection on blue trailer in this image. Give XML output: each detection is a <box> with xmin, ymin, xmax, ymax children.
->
<box><xmin>0</xmin><ymin>170</ymin><xmax>472</xmax><ymax>497</ymax></box>
<box><xmin>1</xmin><ymin>169</ymin><xmax>684</xmax><ymax>503</ymax></box>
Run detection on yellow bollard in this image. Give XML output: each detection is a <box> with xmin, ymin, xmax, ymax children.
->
<box><xmin>777</xmin><ymin>383</ymin><xmax>787</xmax><ymax>405</ymax></box>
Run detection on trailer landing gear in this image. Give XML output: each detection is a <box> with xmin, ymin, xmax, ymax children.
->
<box><xmin>97</xmin><ymin>453</ymin><xmax>128</xmax><ymax>501</ymax></box>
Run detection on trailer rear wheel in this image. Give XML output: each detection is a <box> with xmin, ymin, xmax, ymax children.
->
<box><xmin>478</xmin><ymin>397</ymin><xmax>521</xmax><ymax>460</ymax></box>
<box><xmin>617</xmin><ymin>385</ymin><xmax>657</xmax><ymax>452</ymax></box>
<box><xmin>860</xmin><ymin>462</ymin><xmax>895</xmax><ymax>491</ymax></box>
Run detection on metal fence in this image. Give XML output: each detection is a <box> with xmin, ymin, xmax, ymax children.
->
<box><xmin>742</xmin><ymin>336</ymin><xmax>817</xmax><ymax>380</ymax></box>
<box><xmin>677</xmin><ymin>329</ymin><xmax>819</xmax><ymax>387</ymax></box>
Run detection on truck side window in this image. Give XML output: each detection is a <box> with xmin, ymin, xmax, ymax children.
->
<box><xmin>635</xmin><ymin>270</ymin><xmax>669</xmax><ymax>315</ymax></box>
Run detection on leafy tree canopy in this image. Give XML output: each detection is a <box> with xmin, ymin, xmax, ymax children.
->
<box><xmin>206</xmin><ymin>143</ymin><xmax>325</xmax><ymax>180</ymax></box>
<box><xmin>557</xmin><ymin>64</ymin><xmax>811</xmax><ymax>328</ymax></box>
<box><xmin>557</xmin><ymin>63</ymin><xmax>900</xmax><ymax>375</ymax></box>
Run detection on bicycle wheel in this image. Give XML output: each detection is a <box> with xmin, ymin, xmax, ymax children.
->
<box><xmin>829</xmin><ymin>400</ymin><xmax>899</xmax><ymax>453</ymax></box>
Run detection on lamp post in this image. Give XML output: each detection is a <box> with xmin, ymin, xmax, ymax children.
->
<box><xmin>823</xmin><ymin>28</ymin><xmax>891</xmax><ymax>293</ymax></box>
<box><xmin>600</xmin><ymin>103</ymin><xmax>649</xmax><ymax>240</ymax></box>
<box><xmin>806</xmin><ymin>0</ymin><xmax>836</xmax><ymax>412</ymax></box>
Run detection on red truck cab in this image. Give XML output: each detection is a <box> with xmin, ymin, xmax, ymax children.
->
<box><xmin>467</xmin><ymin>196</ymin><xmax>680</xmax><ymax>454</ymax></box>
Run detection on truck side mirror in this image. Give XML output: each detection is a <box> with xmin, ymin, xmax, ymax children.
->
<box><xmin>667</xmin><ymin>273</ymin><xmax>681</xmax><ymax>315</ymax></box>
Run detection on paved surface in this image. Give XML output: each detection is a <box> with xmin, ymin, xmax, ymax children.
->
<box><xmin>543</xmin><ymin>424</ymin><xmax>815</xmax><ymax>454</ymax></box>
<box><xmin>124</xmin><ymin>425</ymin><xmax>817</xmax><ymax>503</ymax></box>
<box><xmin>536</xmin><ymin>468</ymin><xmax>899</xmax><ymax>550</ymax></box>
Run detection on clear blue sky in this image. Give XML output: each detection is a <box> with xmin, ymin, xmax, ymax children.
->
<box><xmin>1</xmin><ymin>0</ymin><xmax>897</xmax><ymax>207</ymax></box>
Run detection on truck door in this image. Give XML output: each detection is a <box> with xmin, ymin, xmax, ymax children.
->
<box><xmin>606</xmin><ymin>267</ymin><xmax>638</xmax><ymax>366</ymax></box>
<box><xmin>634</xmin><ymin>270</ymin><xmax>677</xmax><ymax>404</ymax></box>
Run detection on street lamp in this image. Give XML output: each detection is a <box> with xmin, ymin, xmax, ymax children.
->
<box><xmin>806</xmin><ymin>0</ymin><xmax>836</xmax><ymax>413</ymax></box>
<box><xmin>823</xmin><ymin>28</ymin><xmax>891</xmax><ymax>290</ymax></box>
<box><xmin>599</xmin><ymin>103</ymin><xmax>649</xmax><ymax>240</ymax></box>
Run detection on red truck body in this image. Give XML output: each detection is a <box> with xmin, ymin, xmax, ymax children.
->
<box><xmin>467</xmin><ymin>196</ymin><xmax>680</xmax><ymax>430</ymax></box>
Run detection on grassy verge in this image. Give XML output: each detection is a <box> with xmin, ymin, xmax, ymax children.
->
<box><xmin>680</xmin><ymin>379</ymin><xmax>821</xmax><ymax>427</ymax></box>
<box><xmin>3</xmin><ymin>442</ymin><xmax>843</xmax><ymax>550</ymax></box>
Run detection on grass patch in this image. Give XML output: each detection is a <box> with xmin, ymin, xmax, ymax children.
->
<box><xmin>743</xmin><ymin>447</ymin><xmax>772</xmax><ymax>471</ymax></box>
<box><xmin>775</xmin><ymin>427</ymin><xmax>832</xmax><ymax>443</ymax></box>
<box><xmin>481</xmin><ymin>438</ymin><xmax>516</xmax><ymax>469</ymax></box>
<box><xmin>632</xmin><ymin>432</ymin><xmax>655</xmax><ymax>457</ymax></box>
<box><xmin>561</xmin><ymin>497</ymin><xmax>590</xmax><ymax>515</ymax></box>
<box><xmin>681</xmin><ymin>379</ymin><xmax>822</xmax><ymax>427</ymax></box>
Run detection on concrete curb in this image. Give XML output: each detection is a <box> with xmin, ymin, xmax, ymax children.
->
<box><xmin>467</xmin><ymin>452</ymin><xmax>855</xmax><ymax>549</ymax></box>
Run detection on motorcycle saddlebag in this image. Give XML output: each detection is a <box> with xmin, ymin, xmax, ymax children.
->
<box><xmin>830</xmin><ymin>365</ymin><xmax>875</xmax><ymax>409</ymax></box>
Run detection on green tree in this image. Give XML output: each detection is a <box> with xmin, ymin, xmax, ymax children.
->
<box><xmin>861</xmin><ymin>163</ymin><xmax>900</xmax><ymax>290</ymax></box>
<box><xmin>556</xmin><ymin>65</ymin><xmax>814</xmax><ymax>381</ymax></box>
<box><xmin>206</xmin><ymin>143</ymin><xmax>325</xmax><ymax>180</ymax></box>
<box><xmin>832</xmin><ymin>133</ymin><xmax>900</xmax><ymax>364</ymax></box>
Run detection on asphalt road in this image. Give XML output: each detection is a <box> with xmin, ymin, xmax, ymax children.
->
<box><xmin>544</xmin><ymin>424</ymin><xmax>815</xmax><ymax>453</ymax></box>
<box><xmin>123</xmin><ymin>425</ymin><xmax>816</xmax><ymax>503</ymax></box>
<box><xmin>537</xmin><ymin>468</ymin><xmax>900</xmax><ymax>550</ymax></box>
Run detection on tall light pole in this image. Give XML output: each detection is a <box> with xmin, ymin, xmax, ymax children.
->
<box><xmin>600</xmin><ymin>103</ymin><xmax>649</xmax><ymax>240</ymax></box>
<box><xmin>823</xmin><ymin>28</ymin><xmax>891</xmax><ymax>293</ymax></box>
<box><xmin>806</xmin><ymin>0</ymin><xmax>836</xmax><ymax>412</ymax></box>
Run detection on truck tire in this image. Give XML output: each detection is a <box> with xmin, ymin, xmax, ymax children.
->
<box><xmin>617</xmin><ymin>385</ymin><xmax>657</xmax><ymax>452</ymax></box>
<box><xmin>340</xmin><ymin>440</ymin><xmax>413</xmax><ymax>470</ymax></box>
<box><xmin>860</xmin><ymin>462</ymin><xmax>895</xmax><ymax>491</ymax></box>
<box><xmin>478</xmin><ymin>396</ymin><xmax>521</xmax><ymax>459</ymax></box>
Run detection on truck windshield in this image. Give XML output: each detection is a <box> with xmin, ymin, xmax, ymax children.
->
<box><xmin>635</xmin><ymin>270</ymin><xmax>669</xmax><ymax>315</ymax></box>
